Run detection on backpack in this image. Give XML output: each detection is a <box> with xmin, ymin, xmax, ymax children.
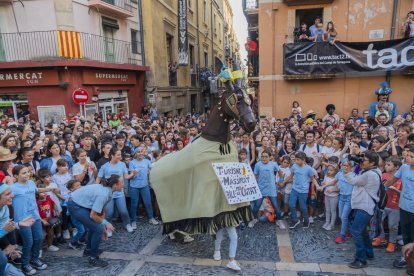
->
<box><xmin>363</xmin><ymin>169</ymin><xmax>388</xmax><ymax>210</ymax></box>
<box><xmin>301</xmin><ymin>143</ymin><xmax>321</xmax><ymax>153</ymax></box>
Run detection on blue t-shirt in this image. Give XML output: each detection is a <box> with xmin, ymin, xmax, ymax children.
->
<box><xmin>98</xmin><ymin>161</ymin><xmax>128</xmax><ymax>198</ymax></box>
<box><xmin>71</xmin><ymin>184</ymin><xmax>112</xmax><ymax>213</ymax></box>
<box><xmin>335</xmin><ymin>170</ymin><xmax>354</xmax><ymax>196</ymax></box>
<box><xmin>291</xmin><ymin>163</ymin><xmax>315</xmax><ymax>194</ymax></box>
<box><xmin>254</xmin><ymin>161</ymin><xmax>279</xmax><ymax>197</ymax></box>
<box><xmin>394</xmin><ymin>164</ymin><xmax>414</xmax><ymax>212</ymax></box>
<box><xmin>11</xmin><ymin>180</ymin><xmax>40</xmax><ymax>222</ymax></box>
<box><xmin>129</xmin><ymin>158</ymin><xmax>151</xmax><ymax>188</ymax></box>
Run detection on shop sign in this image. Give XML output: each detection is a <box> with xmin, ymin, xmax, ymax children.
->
<box><xmin>82</xmin><ymin>70</ymin><xmax>136</xmax><ymax>85</ymax></box>
<box><xmin>284</xmin><ymin>38</ymin><xmax>414</xmax><ymax>76</ymax></box>
<box><xmin>0</xmin><ymin>70</ymin><xmax>59</xmax><ymax>87</ymax></box>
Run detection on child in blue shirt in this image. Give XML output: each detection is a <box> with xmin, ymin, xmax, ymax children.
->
<box><xmin>249</xmin><ymin>150</ymin><xmax>286</xmax><ymax>229</ymax></box>
<box><xmin>283</xmin><ymin>151</ymin><xmax>318</xmax><ymax>229</ymax></box>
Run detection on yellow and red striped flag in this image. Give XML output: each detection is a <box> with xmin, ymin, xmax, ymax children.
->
<box><xmin>57</xmin><ymin>31</ymin><xmax>82</xmax><ymax>59</ymax></box>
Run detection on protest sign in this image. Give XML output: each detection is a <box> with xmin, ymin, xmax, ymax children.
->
<box><xmin>212</xmin><ymin>162</ymin><xmax>262</xmax><ymax>204</ymax></box>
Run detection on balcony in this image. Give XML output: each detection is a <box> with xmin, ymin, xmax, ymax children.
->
<box><xmin>242</xmin><ymin>0</ymin><xmax>258</xmax><ymax>15</ymax></box>
<box><xmin>88</xmin><ymin>0</ymin><xmax>134</xmax><ymax>18</ymax></box>
<box><xmin>283</xmin><ymin>0</ymin><xmax>334</xmax><ymax>5</ymax></box>
<box><xmin>0</xmin><ymin>31</ymin><xmax>142</xmax><ymax>65</ymax></box>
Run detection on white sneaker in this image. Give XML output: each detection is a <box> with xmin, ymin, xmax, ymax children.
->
<box><xmin>213</xmin><ymin>251</ymin><xmax>221</xmax><ymax>261</ymax></box>
<box><xmin>276</xmin><ymin>220</ymin><xmax>286</xmax><ymax>230</ymax></box>
<box><xmin>168</xmin><ymin>232</ymin><xmax>176</xmax><ymax>240</ymax></box>
<box><xmin>226</xmin><ymin>260</ymin><xmax>241</xmax><ymax>271</ymax></box>
<box><xmin>47</xmin><ymin>245</ymin><xmax>59</xmax><ymax>252</ymax></box>
<box><xmin>248</xmin><ymin>219</ymin><xmax>257</xmax><ymax>228</ymax></box>
<box><xmin>325</xmin><ymin>225</ymin><xmax>333</xmax><ymax>231</ymax></box>
<box><xmin>131</xmin><ymin>221</ymin><xmax>137</xmax><ymax>230</ymax></box>
<box><xmin>63</xmin><ymin>230</ymin><xmax>70</xmax><ymax>240</ymax></box>
<box><xmin>126</xmin><ymin>224</ymin><xmax>134</xmax><ymax>233</ymax></box>
<box><xmin>309</xmin><ymin>217</ymin><xmax>314</xmax><ymax>224</ymax></box>
<box><xmin>107</xmin><ymin>229</ymin><xmax>113</xmax><ymax>238</ymax></box>
<box><xmin>149</xmin><ymin>218</ymin><xmax>160</xmax><ymax>225</ymax></box>
<box><xmin>322</xmin><ymin>222</ymin><xmax>329</xmax><ymax>229</ymax></box>
<box><xmin>183</xmin><ymin>235</ymin><xmax>194</xmax><ymax>243</ymax></box>
<box><xmin>72</xmin><ymin>229</ymin><xmax>78</xmax><ymax>237</ymax></box>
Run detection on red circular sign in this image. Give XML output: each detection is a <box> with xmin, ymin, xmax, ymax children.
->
<box><xmin>72</xmin><ymin>88</ymin><xmax>89</xmax><ymax>104</ymax></box>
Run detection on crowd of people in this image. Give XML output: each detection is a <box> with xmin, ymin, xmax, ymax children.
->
<box><xmin>0</xmin><ymin>80</ymin><xmax>412</xmax><ymax>274</ymax></box>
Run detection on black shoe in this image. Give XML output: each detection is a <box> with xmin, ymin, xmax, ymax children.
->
<box><xmin>348</xmin><ymin>259</ymin><xmax>367</xmax><ymax>269</ymax></box>
<box><xmin>83</xmin><ymin>248</ymin><xmax>104</xmax><ymax>257</ymax></box>
<box><xmin>21</xmin><ymin>264</ymin><xmax>37</xmax><ymax>275</ymax></box>
<box><xmin>367</xmin><ymin>255</ymin><xmax>374</xmax><ymax>260</ymax></box>
<box><xmin>303</xmin><ymin>220</ymin><xmax>310</xmax><ymax>229</ymax></box>
<box><xmin>289</xmin><ymin>220</ymin><xmax>300</xmax><ymax>229</ymax></box>
<box><xmin>393</xmin><ymin>256</ymin><xmax>407</xmax><ymax>268</ymax></box>
<box><xmin>407</xmin><ymin>267</ymin><xmax>414</xmax><ymax>276</ymax></box>
<box><xmin>88</xmin><ymin>256</ymin><xmax>108</xmax><ymax>267</ymax></box>
<box><xmin>239</xmin><ymin>222</ymin><xmax>246</xmax><ymax>231</ymax></box>
<box><xmin>29</xmin><ymin>259</ymin><xmax>47</xmax><ymax>270</ymax></box>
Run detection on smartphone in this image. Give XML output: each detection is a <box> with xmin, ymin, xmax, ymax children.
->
<box><xmin>40</xmin><ymin>130</ymin><xmax>45</xmax><ymax>136</ymax></box>
<box><xmin>52</xmin><ymin>123</ymin><xmax>58</xmax><ymax>129</ymax></box>
<box><xmin>86</xmin><ymin>157</ymin><xmax>91</xmax><ymax>163</ymax></box>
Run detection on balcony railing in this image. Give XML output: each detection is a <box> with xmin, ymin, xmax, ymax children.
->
<box><xmin>88</xmin><ymin>0</ymin><xmax>134</xmax><ymax>18</ymax></box>
<box><xmin>0</xmin><ymin>30</ymin><xmax>143</xmax><ymax>65</ymax></box>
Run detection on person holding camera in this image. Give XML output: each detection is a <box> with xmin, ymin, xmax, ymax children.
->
<box><xmin>342</xmin><ymin>150</ymin><xmax>381</xmax><ymax>269</ymax></box>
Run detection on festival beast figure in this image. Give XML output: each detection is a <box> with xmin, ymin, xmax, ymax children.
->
<box><xmin>150</xmin><ymin>64</ymin><xmax>256</xmax><ymax>235</ymax></box>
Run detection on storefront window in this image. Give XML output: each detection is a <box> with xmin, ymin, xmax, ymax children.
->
<box><xmin>0</xmin><ymin>94</ymin><xmax>29</xmax><ymax>122</ymax></box>
<box><xmin>98</xmin><ymin>91</ymin><xmax>129</xmax><ymax>123</ymax></box>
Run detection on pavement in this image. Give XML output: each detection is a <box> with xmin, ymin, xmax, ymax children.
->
<box><xmin>36</xmin><ymin>218</ymin><xmax>407</xmax><ymax>276</ymax></box>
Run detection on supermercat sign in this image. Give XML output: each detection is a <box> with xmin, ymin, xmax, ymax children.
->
<box><xmin>284</xmin><ymin>38</ymin><xmax>414</xmax><ymax>75</ymax></box>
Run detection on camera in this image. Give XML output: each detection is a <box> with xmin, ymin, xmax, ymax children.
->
<box><xmin>348</xmin><ymin>154</ymin><xmax>364</xmax><ymax>164</ymax></box>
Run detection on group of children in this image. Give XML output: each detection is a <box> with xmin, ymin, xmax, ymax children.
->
<box><xmin>241</xmin><ymin>143</ymin><xmax>411</xmax><ymax>257</ymax></box>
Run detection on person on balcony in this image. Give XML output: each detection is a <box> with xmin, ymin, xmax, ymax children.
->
<box><xmin>245</xmin><ymin>37</ymin><xmax>258</xmax><ymax>76</ymax></box>
<box><xmin>296</xmin><ymin>23</ymin><xmax>312</xmax><ymax>42</ymax></box>
<box><xmin>403</xmin><ymin>11</ymin><xmax>414</xmax><ymax>38</ymax></box>
<box><xmin>168</xmin><ymin>62</ymin><xmax>178</xmax><ymax>86</ymax></box>
<box><xmin>309</xmin><ymin>17</ymin><xmax>322</xmax><ymax>39</ymax></box>
<box><xmin>324</xmin><ymin>21</ymin><xmax>338</xmax><ymax>45</ymax></box>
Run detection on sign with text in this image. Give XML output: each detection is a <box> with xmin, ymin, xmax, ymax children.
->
<box><xmin>212</xmin><ymin>162</ymin><xmax>262</xmax><ymax>204</ymax></box>
<box><xmin>0</xmin><ymin>70</ymin><xmax>59</xmax><ymax>87</ymax></box>
<box><xmin>178</xmin><ymin>0</ymin><xmax>188</xmax><ymax>65</ymax></box>
<box><xmin>82</xmin><ymin>70</ymin><xmax>136</xmax><ymax>85</ymax></box>
<box><xmin>284</xmin><ymin>38</ymin><xmax>414</xmax><ymax>76</ymax></box>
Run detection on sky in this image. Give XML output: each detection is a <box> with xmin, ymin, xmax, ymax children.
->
<box><xmin>228</xmin><ymin>0</ymin><xmax>248</xmax><ymax>64</ymax></box>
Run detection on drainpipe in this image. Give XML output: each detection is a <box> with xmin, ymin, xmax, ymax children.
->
<box><xmin>386</xmin><ymin>0</ymin><xmax>399</xmax><ymax>84</ymax></box>
<box><xmin>138</xmin><ymin>0</ymin><xmax>145</xmax><ymax>65</ymax></box>
<box><xmin>211</xmin><ymin>0</ymin><xmax>214</xmax><ymax>72</ymax></box>
<box><xmin>196</xmin><ymin>0</ymin><xmax>201</xmax><ymax>85</ymax></box>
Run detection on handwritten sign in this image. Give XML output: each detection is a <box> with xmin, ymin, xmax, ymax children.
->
<box><xmin>212</xmin><ymin>162</ymin><xmax>262</xmax><ymax>204</ymax></box>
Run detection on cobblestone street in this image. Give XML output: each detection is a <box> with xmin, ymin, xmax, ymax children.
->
<box><xmin>37</xmin><ymin>218</ymin><xmax>405</xmax><ymax>275</ymax></box>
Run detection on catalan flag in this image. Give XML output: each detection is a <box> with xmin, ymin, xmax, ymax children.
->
<box><xmin>57</xmin><ymin>31</ymin><xmax>82</xmax><ymax>59</ymax></box>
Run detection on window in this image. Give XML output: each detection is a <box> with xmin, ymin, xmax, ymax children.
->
<box><xmin>189</xmin><ymin>44</ymin><xmax>195</xmax><ymax>67</ymax></box>
<box><xmin>131</xmin><ymin>29</ymin><xmax>140</xmax><ymax>54</ymax></box>
<box><xmin>203</xmin><ymin>0</ymin><xmax>207</xmax><ymax>22</ymax></box>
<box><xmin>218</xmin><ymin>22</ymin><xmax>221</xmax><ymax>39</ymax></box>
<box><xmin>188</xmin><ymin>0</ymin><xmax>192</xmax><ymax>9</ymax></box>
<box><xmin>204</xmin><ymin>51</ymin><xmax>208</xmax><ymax>67</ymax></box>
<box><xmin>214</xmin><ymin>14</ymin><xmax>217</xmax><ymax>34</ymax></box>
<box><xmin>295</xmin><ymin>8</ymin><xmax>323</xmax><ymax>32</ymax></box>
<box><xmin>166</xmin><ymin>33</ymin><xmax>173</xmax><ymax>64</ymax></box>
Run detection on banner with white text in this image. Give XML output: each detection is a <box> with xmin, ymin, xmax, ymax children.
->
<box><xmin>212</xmin><ymin>162</ymin><xmax>262</xmax><ymax>205</ymax></box>
<box><xmin>283</xmin><ymin>38</ymin><xmax>414</xmax><ymax>75</ymax></box>
<box><xmin>178</xmin><ymin>0</ymin><xmax>188</xmax><ymax>65</ymax></box>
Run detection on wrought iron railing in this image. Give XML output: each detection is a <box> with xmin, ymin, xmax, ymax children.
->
<box><xmin>0</xmin><ymin>30</ymin><xmax>142</xmax><ymax>65</ymax></box>
<box><xmin>101</xmin><ymin>0</ymin><xmax>134</xmax><ymax>12</ymax></box>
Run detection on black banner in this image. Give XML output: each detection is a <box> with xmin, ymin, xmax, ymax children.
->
<box><xmin>178</xmin><ymin>0</ymin><xmax>188</xmax><ymax>65</ymax></box>
<box><xmin>284</xmin><ymin>38</ymin><xmax>414</xmax><ymax>75</ymax></box>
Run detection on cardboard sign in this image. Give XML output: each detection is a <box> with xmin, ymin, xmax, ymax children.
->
<box><xmin>212</xmin><ymin>162</ymin><xmax>262</xmax><ymax>204</ymax></box>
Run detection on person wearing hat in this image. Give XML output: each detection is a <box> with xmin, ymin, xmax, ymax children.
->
<box><xmin>0</xmin><ymin>182</ymin><xmax>35</xmax><ymax>276</ymax></box>
<box><xmin>0</xmin><ymin>147</ymin><xmax>17</xmax><ymax>185</ymax></box>
<box><xmin>304</xmin><ymin>110</ymin><xmax>317</xmax><ymax>126</ymax></box>
<box><xmin>369</xmin><ymin>81</ymin><xmax>397</xmax><ymax>120</ymax></box>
